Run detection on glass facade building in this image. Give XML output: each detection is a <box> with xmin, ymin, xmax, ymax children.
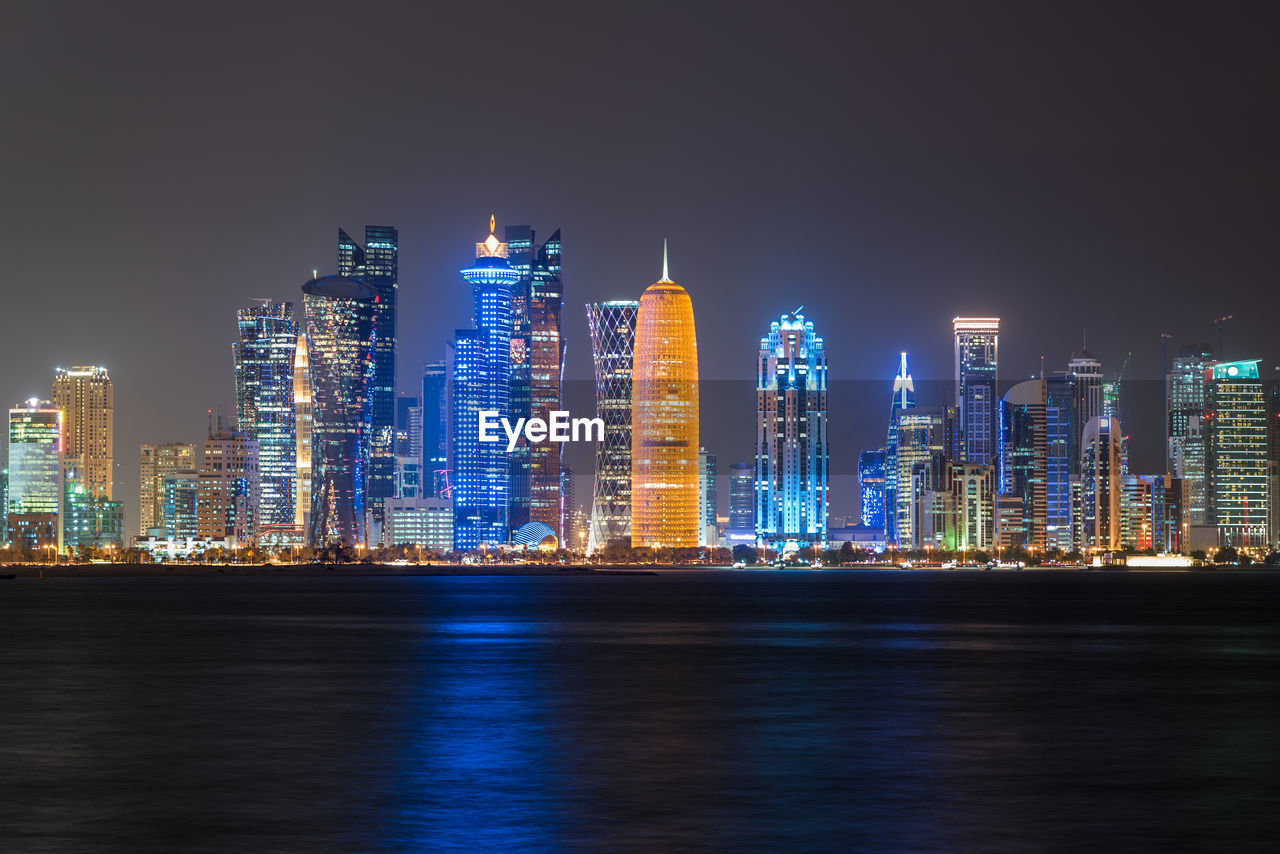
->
<box><xmin>698</xmin><ymin>447</ymin><xmax>717</xmax><ymax>547</ymax></box>
<box><xmin>139</xmin><ymin>443</ymin><xmax>196</xmax><ymax>535</ymax></box>
<box><xmin>728</xmin><ymin>462</ymin><xmax>754</xmax><ymax>536</ymax></box>
<box><xmin>302</xmin><ymin>275</ymin><xmax>376</xmax><ymax>547</ymax></box>
<box><xmin>421</xmin><ymin>361</ymin><xmax>448</xmax><ymax>498</ymax></box>
<box><xmin>1206</xmin><ymin>359</ymin><xmax>1269</xmax><ymax>548</ymax></box>
<box><xmin>7</xmin><ymin>400</ymin><xmax>63</xmax><ymax>551</ymax></box>
<box><xmin>858</xmin><ymin>449</ymin><xmax>886</xmax><ymax>531</ymax></box>
<box><xmin>756</xmin><ymin>310</ymin><xmax>828</xmax><ymax>551</ymax></box>
<box><xmin>883</xmin><ymin>353</ymin><xmax>915</xmax><ymax>546</ymax></box>
<box><xmin>233</xmin><ymin>301</ymin><xmax>298</xmax><ymax>527</ymax></box>
<box><xmin>1079</xmin><ymin>415</ymin><xmax>1123</xmax><ymax>552</ymax></box>
<box><xmin>51</xmin><ymin>366</ymin><xmax>113</xmax><ymax>500</ymax></box>
<box><xmin>953</xmin><ymin>318</ymin><xmax>999</xmax><ymax>465</ymax></box>
<box><xmin>1166</xmin><ymin>344</ymin><xmax>1215</xmax><ymax>524</ymax></box>
<box><xmin>999</xmin><ymin>379</ymin><xmax>1048</xmax><ymax>549</ymax></box>
<box><xmin>586</xmin><ymin>300</ymin><xmax>638</xmax><ymax>553</ymax></box>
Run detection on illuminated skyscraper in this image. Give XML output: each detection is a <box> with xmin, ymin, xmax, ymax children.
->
<box><xmin>197</xmin><ymin>419</ymin><xmax>259</xmax><ymax>547</ymax></box>
<box><xmin>421</xmin><ymin>361</ymin><xmax>447</xmax><ymax>498</ymax></box>
<box><xmin>233</xmin><ymin>301</ymin><xmax>298</xmax><ymax>527</ymax></box>
<box><xmin>999</xmin><ymin>379</ymin><xmax>1048</xmax><ymax>549</ymax></box>
<box><xmin>338</xmin><ymin>226</ymin><xmax>398</xmax><ymax>515</ymax></box>
<box><xmin>139</xmin><ymin>443</ymin><xmax>196</xmax><ymax>535</ymax></box>
<box><xmin>858</xmin><ymin>449</ymin><xmax>886</xmax><ymax>531</ymax></box>
<box><xmin>953</xmin><ymin>318</ymin><xmax>999</xmax><ymax>464</ymax></box>
<box><xmin>728</xmin><ymin>462</ymin><xmax>754</xmax><ymax>538</ymax></box>
<box><xmin>883</xmin><ymin>352</ymin><xmax>915</xmax><ymax>546</ymax></box>
<box><xmin>1206</xmin><ymin>359</ymin><xmax>1269</xmax><ymax>548</ymax></box>
<box><xmin>756</xmin><ymin>309</ymin><xmax>828</xmax><ymax>551</ymax></box>
<box><xmin>698</xmin><ymin>447</ymin><xmax>718</xmax><ymax>547</ymax></box>
<box><xmin>1166</xmin><ymin>344</ymin><xmax>1215</xmax><ymax>524</ymax></box>
<box><xmin>452</xmin><ymin>217</ymin><xmax>518</xmax><ymax>550</ymax></box>
<box><xmin>529</xmin><ymin>230</ymin><xmax>565</xmax><ymax>536</ymax></box>
<box><xmin>51</xmin><ymin>366</ymin><xmax>113</xmax><ymax>499</ymax></box>
<box><xmin>302</xmin><ymin>275</ymin><xmax>376</xmax><ymax>547</ymax></box>
<box><xmin>1044</xmin><ymin>375</ymin><xmax>1074</xmax><ymax>549</ymax></box>
<box><xmin>1080</xmin><ymin>415</ymin><xmax>1122</xmax><ymax>552</ymax></box>
<box><xmin>293</xmin><ymin>334</ymin><xmax>313</xmax><ymax>529</ymax></box>
<box><xmin>631</xmin><ymin>244</ymin><xmax>699</xmax><ymax>548</ymax></box>
<box><xmin>7</xmin><ymin>400</ymin><xmax>63</xmax><ymax>551</ymax></box>
<box><xmin>1068</xmin><ymin>349</ymin><xmax>1104</xmax><ymax>463</ymax></box>
<box><xmin>586</xmin><ymin>300</ymin><xmax>638</xmax><ymax>552</ymax></box>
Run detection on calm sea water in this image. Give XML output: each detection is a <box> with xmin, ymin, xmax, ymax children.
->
<box><xmin>2</xmin><ymin>571</ymin><xmax>1278</xmax><ymax>853</ymax></box>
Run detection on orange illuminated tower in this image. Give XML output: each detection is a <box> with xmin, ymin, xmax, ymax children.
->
<box><xmin>631</xmin><ymin>242</ymin><xmax>699</xmax><ymax>548</ymax></box>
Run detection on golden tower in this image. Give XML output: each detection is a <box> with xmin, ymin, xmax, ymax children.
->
<box><xmin>631</xmin><ymin>241</ymin><xmax>699</xmax><ymax>548</ymax></box>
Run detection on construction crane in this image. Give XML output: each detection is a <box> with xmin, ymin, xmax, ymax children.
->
<box><xmin>1213</xmin><ymin>315</ymin><xmax>1234</xmax><ymax>360</ymax></box>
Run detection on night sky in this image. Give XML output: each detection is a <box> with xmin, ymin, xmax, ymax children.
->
<box><xmin>3</xmin><ymin>1</ymin><xmax>1278</xmax><ymax>526</ymax></box>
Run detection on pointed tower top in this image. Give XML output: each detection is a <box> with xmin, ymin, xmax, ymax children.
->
<box><xmin>661</xmin><ymin>238</ymin><xmax>670</xmax><ymax>282</ymax></box>
<box><xmin>489</xmin><ymin>214</ymin><xmax>496</xmax><ymax>235</ymax></box>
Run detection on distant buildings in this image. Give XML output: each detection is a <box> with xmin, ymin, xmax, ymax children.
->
<box><xmin>1206</xmin><ymin>359</ymin><xmax>1269</xmax><ymax>548</ymax></box>
<box><xmin>999</xmin><ymin>379</ymin><xmax>1048</xmax><ymax>550</ymax></box>
<box><xmin>302</xmin><ymin>275</ymin><xmax>377</xmax><ymax>547</ymax></box>
<box><xmin>233</xmin><ymin>301</ymin><xmax>298</xmax><ymax>527</ymax></box>
<box><xmin>1166</xmin><ymin>345</ymin><xmax>1215</xmax><ymax>525</ymax></box>
<box><xmin>755</xmin><ymin>309</ymin><xmax>828</xmax><ymax>552</ymax></box>
<box><xmin>953</xmin><ymin>318</ymin><xmax>999</xmax><ymax>464</ymax></box>
<box><xmin>196</xmin><ymin>420</ymin><xmax>259</xmax><ymax>547</ymax></box>
<box><xmin>421</xmin><ymin>361</ymin><xmax>447</xmax><ymax>498</ymax></box>
<box><xmin>630</xmin><ymin>245</ymin><xmax>699</xmax><ymax>548</ymax></box>
<box><xmin>1078</xmin><ymin>415</ymin><xmax>1123</xmax><ymax>552</ymax></box>
<box><xmin>7</xmin><ymin>400</ymin><xmax>63</xmax><ymax>551</ymax></box>
<box><xmin>52</xmin><ymin>366</ymin><xmax>113</xmax><ymax>500</ymax></box>
<box><xmin>727</xmin><ymin>462</ymin><xmax>754</xmax><ymax>542</ymax></box>
<box><xmin>385</xmin><ymin>497</ymin><xmax>453</xmax><ymax>552</ymax></box>
<box><xmin>586</xmin><ymin>300</ymin><xmax>638</xmax><ymax>553</ymax></box>
<box><xmin>698</xmin><ymin>447</ymin><xmax>717</xmax><ymax>547</ymax></box>
<box><xmin>139</xmin><ymin>443</ymin><xmax>196</xmax><ymax>536</ymax></box>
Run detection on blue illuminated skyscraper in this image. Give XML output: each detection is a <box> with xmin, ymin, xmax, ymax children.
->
<box><xmin>301</xmin><ymin>275</ymin><xmax>376</xmax><ymax>547</ymax></box>
<box><xmin>338</xmin><ymin>226</ymin><xmax>398</xmax><ymax>518</ymax></box>
<box><xmin>953</xmin><ymin>317</ymin><xmax>1000</xmax><ymax>464</ymax></box>
<box><xmin>756</xmin><ymin>309</ymin><xmax>827</xmax><ymax>551</ymax></box>
<box><xmin>421</xmin><ymin>361</ymin><xmax>448</xmax><ymax>498</ymax></box>
<box><xmin>233</xmin><ymin>300</ymin><xmax>298</xmax><ymax>527</ymax></box>
<box><xmin>883</xmin><ymin>352</ymin><xmax>915</xmax><ymax>546</ymax></box>
<box><xmin>451</xmin><ymin>217</ymin><xmax>519</xmax><ymax>550</ymax></box>
<box><xmin>859</xmin><ymin>449</ymin><xmax>886</xmax><ymax>531</ymax></box>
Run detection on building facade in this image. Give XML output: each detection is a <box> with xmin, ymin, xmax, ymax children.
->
<box><xmin>586</xmin><ymin>300</ymin><xmax>638</xmax><ymax>553</ymax></box>
<box><xmin>233</xmin><ymin>301</ymin><xmax>298</xmax><ymax>527</ymax></box>
<box><xmin>7</xmin><ymin>400</ymin><xmax>63</xmax><ymax>551</ymax></box>
<box><xmin>999</xmin><ymin>379</ymin><xmax>1048</xmax><ymax>550</ymax></box>
<box><xmin>859</xmin><ymin>449</ymin><xmax>886</xmax><ymax>532</ymax></box>
<box><xmin>52</xmin><ymin>366</ymin><xmax>113</xmax><ymax>500</ymax></box>
<box><xmin>196</xmin><ymin>424</ymin><xmax>259</xmax><ymax>547</ymax></box>
<box><xmin>421</xmin><ymin>361</ymin><xmax>448</xmax><ymax>499</ymax></box>
<box><xmin>953</xmin><ymin>318</ymin><xmax>999</xmax><ymax>464</ymax></box>
<box><xmin>698</xmin><ymin>447</ymin><xmax>717</xmax><ymax>547</ymax></box>
<box><xmin>139</xmin><ymin>443</ymin><xmax>197</xmax><ymax>535</ymax></box>
<box><xmin>1166</xmin><ymin>344</ymin><xmax>1215</xmax><ymax>525</ymax></box>
<box><xmin>883</xmin><ymin>352</ymin><xmax>915</xmax><ymax>546</ymax></box>
<box><xmin>1206</xmin><ymin>359</ymin><xmax>1269</xmax><ymax>549</ymax></box>
<box><xmin>1079</xmin><ymin>415</ymin><xmax>1123</xmax><ymax>552</ymax></box>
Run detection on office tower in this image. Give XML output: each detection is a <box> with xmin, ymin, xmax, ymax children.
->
<box><xmin>233</xmin><ymin>301</ymin><xmax>298</xmax><ymax>527</ymax></box>
<box><xmin>1044</xmin><ymin>375</ymin><xmax>1074</xmax><ymax>550</ymax></box>
<box><xmin>7</xmin><ymin>401</ymin><xmax>62</xmax><ymax>551</ymax></box>
<box><xmin>883</xmin><ymin>353</ymin><xmax>915</xmax><ymax>545</ymax></box>
<box><xmin>1080</xmin><ymin>415</ymin><xmax>1122</xmax><ymax>552</ymax></box>
<box><xmin>421</xmin><ymin>361</ymin><xmax>448</xmax><ymax>498</ymax></box>
<box><xmin>395</xmin><ymin>394</ymin><xmax>422</xmax><ymax>460</ymax></box>
<box><xmin>1206</xmin><ymin>360</ymin><xmax>1269</xmax><ymax>549</ymax></box>
<box><xmin>385</xmin><ymin>497</ymin><xmax>454</xmax><ymax>551</ymax></box>
<box><xmin>302</xmin><ymin>275</ymin><xmax>377</xmax><ymax>547</ymax></box>
<box><xmin>452</xmin><ymin>217</ymin><xmax>518</xmax><ymax>550</ymax></box>
<box><xmin>586</xmin><ymin>300</ymin><xmax>639</xmax><ymax>552</ymax></box>
<box><xmin>756</xmin><ymin>309</ymin><xmax>828</xmax><ymax>551</ymax></box>
<box><xmin>858</xmin><ymin>449</ymin><xmax>886</xmax><ymax>531</ymax></box>
<box><xmin>51</xmin><ymin>366</ymin><xmax>113</xmax><ymax>499</ymax></box>
<box><xmin>529</xmin><ymin>230</ymin><xmax>565</xmax><ymax>535</ymax></box>
<box><xmin>698</xmin><ymin>447</ymin><xmax>717</xmax><ymax>547</ymax></box>
<box><xmin>953</xmin><ymin>463</ymin><xmax>997</xmax><ymax>551</ymax></box>
<box><xmin>999</xmin><ymin>379</ymin><xmax>1048</xmax><ymax>550</ymax></box>
<box><xmin>559</xmin><ymin>462</ymin><xmax>574</xmax><ymax>544</ymax></box>
<box><xmin>893</xmin><ymin>407</ymin><xmax>948</xmax><ymax>548</ymax></box>
<box><xmin>953</xmin><ymin>318</ymin><xmax>999</xmax><ymax>464</ymax></box>
<box><xmin>1068</xmin><ymin>349</ymin><xmax>1104</xmax><ymax>460</ymax></box>
<box><xmin>162</xmin><ymin>472</ymin><xmax>199</xmax><ymax>539</ymax></box>
<box><xmin>631</xmin><ymin>244</ymin><xmax>699</xmax><ymax>548</ymax></box>
<box><xmin>139</xmin><ymin>443</ymin><xmax>197</xmax><ymax>535</ymax></box>
<box><xmin>504</xmin><ymin>225</ymin><xmax>534</xmax><ymax>531</ymax></box>
<box><xmin>394</xmin><ymin>456</ymin><xmax>421</xmax><ymax>499</ymax></box>
<box><xmin>293</xmin><ymin>334</ymin><xmax>313</xmax><ymax>529</ymax></box>
<box><xmin>1270</xmin><ymin>379</ymin><xmax>1280</xmax><ymax>550</ymax></box>
<box><xmin>728</xmin><ymin>462</ymin><xmax>754</xmax><ymax>535</ymax></box>
<box><xmin>338</xmin><ymin>226</ymin><xmax>398</xmax><ymax>514</ymax></box>
<box><xmin>197</xmin><ymin>419</ymin><xmax>259</xmax><ymax>547</ymax></box>
<box><xmin>62</xmin><ymin>464</ymin><xmax>124</xmax><ymax>551</ymax></box>
<box><xmin>1166</xmin><ymin>344</ymin><xmax>1215</xmax><ymax>524</ymax></box>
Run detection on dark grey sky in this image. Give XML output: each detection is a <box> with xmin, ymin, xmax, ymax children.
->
<box><xmin>3</xmin><ymin>1</ymin><xmax>1278</xmax><ymax>525</ymax></box>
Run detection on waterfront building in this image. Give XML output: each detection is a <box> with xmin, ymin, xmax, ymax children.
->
<box><xmin>952</xmin><ymin>463</ymin><xmax>997</xmax><ymax>552</ymax></box>
<box><xmin>999</xmin><ymin>379</ymin><xmax>1048</xmax><ymax>550</ymax></box>
<box><xmin>302</xmin><ymin>275</ymin><xmax>377</xmax><ymax>547</ymax></box>
<box><xmin>233</xmin><ymin>301</ymin><xmax>298</xmax><ymax>527</ymax></box>
<box><xmin>394</xmin><ymin>456</ymin><xmax>421</xmax><ymax>499</ymax></box>
<box><xmin>529</xmin><ymin>229</ymin><xmax>565</xmax><ymax>536</ymax></box>
<box><xmin>384</xmin><ymin>497</ymin><xmax>453</xmax><ymax>552</ymax></box>
<box><xmin>452</xmin><ymin>217</ymin><xmax>519</xmax><ymax>550</ymax></box>
<box><xmin>62</xmin><ymin>464</ymin><xmax>124</xmax><ymax>551</ymax></box>
<box><xmin>162</xmin><ymin>472</ymin><xmax>199</xmax><ymax>539</ymax></box>
<box><xmin>883</xmin><ymin>352</ymin><xmax>915</xmax><ymax>545</ymax></box>
<box><xmin>1069</xmin><ymin>349</ymin><xmax>1104</xmax><ymax>460</ymax></box>
<box><xmin>631</xmin><ymin>244</ymin><xmax>699</xmax><ymax>548</ymax></box>
<box><xmin>1080</xmin><ymin>415</ymin><xmax>1123</xmax><ymax>552</ymax></box>
<box><xmin>395</xmin><ymin>394</ymin><xmax>422</xmax><ymax>461</ymax></box>
<box><xmin>1044</xmin><ymin>375</ymin><xmax>1074</xmax><ymax>549</ymax></box>
<box><xmin>586</xmin><ymin>300</ymin><xmax>638</xmax><ymax>552</ymax></box>
<box><xmin>1166</xmin><ymin>344</ymin><xmax>1215</xmax><ymax>524</ymax></box>
<box><xmin>756</xmin><ymin>309</ymin><xmax>828</xmax><ymax>551</ymax></box>
<box><xmin>1206</xmin><ymin>359</ymin><xmax>1269</xmax><ymax>549</ymax></box>
<box><xmin>196</xmin><ymin>421</ymin><xmax>259</xmax><ymax>547</ymax></box>
<box><xmin>293</xmin><ymin>334</ymin><xmax>312</xmax><ymax>530</ymax></box>
<box><xmin>953</xmin><ymin>318</ymin><xmax>1000</xmax><ymax>464</ymax></box>
<box><xmin>7</xmin><ymin>400</ymin><xmax>62</xmax><ymax>551</ymax></box>
<box><xmin>421</xmin><ymin>361</ymin><xmax>448</xmax><ymax>498</ymax></box>
<box><xmin>859</xmin><ymin>449</ymin><xmax>886</xmax><ymax>531</ymax></box>
<box><xmin>338</xmin><ymin>226</ymin><xmax>398</xmax><ymax>516</ymax></box>
<box><xmin>727</xmin><ymin>461</ymin><xmax>754</xmax><ymax>542</ymax></box>
<box><xmin>52</xmin><ymin>366</ymin><xmax>113</xmax><ymax>500</ymax></box>
<box><xmin>893</xmin><ymin>407</ymin><xmax>948</xmax><ymax>549</ymax></box>
<box><xmin>698</xmin><ymin>447</ymin><xmax>717</xmax><ymax>547</ymax></box>
<box><xmin>504</xmin><ymin>225</ymin><xmax>534</xmax><ymax>530</ymax></box>
<box><xmin>139</xmin><ymin>443</ymin><xmax>197</xmax><ymax>535</ymax></box>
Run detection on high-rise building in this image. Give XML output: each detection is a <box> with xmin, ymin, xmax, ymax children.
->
<box><xmin>1166</xmin><ymin>344</ymin><xmax>1215</xmax><ymax>524</ymax></box>
<box><xmin>1044</xmin><ymin>375</ymin><xmax>1074</xmax><ymax>550</ymax></box>
<box><xmin>883</xmin><ymin>352</ymin><xmax>915</xmax><ymax>545</ymax></box>
<box><xmin>162</xmin><ymin>472</ymin><xmax>199</xmax><ymax>539</ymax></box>
<box><xmin>338</xmin><ymin>226</ymin><xmax>398</xmax><ymax>516</ymax></box>
<box><xmin>953</xmin><ymin>318</ymin><xmax>999</xmax><ymax>464</ymax></box>
<box><xmin>698</xmin><ymin>447</ymin><xmax>717</xmax><ymax>547</ymax></box>
<box><xmin>62</xmin><ymin>463</ymin><xmax>124</xmax><ymax>552</ymax></box>
<box><xmin>293</xmin><ymin>333</ymin><xmax>313</xmax><ymax>530</ymax></box>
<box><xmin>395</xmin><ymin>394</ymin><xmax>422</xmax><ymax>460</ymax></box>
<box><xmin>529</xmin><ymin>230</ymin><xmax>565</xmax><ymax>537</ymax></box>
<box><xmin>385</xmin><ymin>497</ymin><xmax>453</xmax><ymax>552</ymax></box>
<box><xmin>197</xmin><ymin>420</ymin><xmax>259</xmax><ymax>547</ymax></box>
<box><xmin>394</xmin><ymin>456</ymin><xmax>421</xmax><ymax>500</ymax></box>
<box><xmin>233</xmin><ymin>301</ymin><xmax>298</xmax><ymax>527</ymax></box>
<box><xmin>452</xmin><ymin>217</ymin><xmax>518</xmax><ymax>550</ymax></box>
<box><xmin>139</xmin><ymin>443</ymin><xmax>197</xmax><ymax>535</ymax></box>
<box><xmin>1080</xmin><ymin>415</ymin><xmax>1122</xmax><ymax>552</ymax></box>
<box><xmin>586</xmin><ymin>300</ymin><xmax>638</xmax><ymax>553</ymax></box>
<box><xmin>756</xmin><ymin>309</ymin><xmax>828</xmax><ymax>551</ymax></box>
<box><xmin>728</xmin><ymin>462</ymin><xmax>754</xmax><ymax>537</ymax></box>
<box><xmin>631</xmin><ymin>245</ymin><xmax>699</xmax><ymax>549</ymax></box>
<box><xmin>421</xmin><ymin>361</ymin><xmax>448</xmax><ymax>498</ymax></box>
<box><xmin>1069</xmin><ymin>349</ymin><xmax>1104</xmax><ymax>462</ymax></box>
<box><xmin>302</xmin><ymin>275</ymin><xmax>377</xmax><ymax>547</ymax></box>
<box><xmin>504</xmin><ymin>225</ymin><xmax>534</xmax><ymax>531</ymax></box>
<box><xmin>893</xmin><ymin>407</ymin><xmax>949</xmax><ymax>549</ymax></box>
<box><xmin>1206</xmin><ymin>359</ymin><xmax>1269</xmax><ymax>549</ymax></box>
<box><xmin>7</xmin><ymin>400</ymin><xmax>62</xmax><ymax>551</ymax></box>
<box><xmin>51</xmin><ymin>366</ymin><xmax>113</xmax><ymax>500</ymax></box>
<box><xmin>858</xmin><ymin>449</ymin><xmax>886</xmax><ymax>531</ymax></box>
<box><xmin>952</xmin><ymin>462</ymin><xmax>996</xmax><ymax>552</ymax></box>
<box><xmin>999</xmin><ymin>379</ymin><xmax>1048</xmax><ymax>550</ymax></box>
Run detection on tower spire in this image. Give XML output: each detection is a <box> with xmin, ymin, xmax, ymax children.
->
<box><xmin>662</xmin><ymin>238</ymin><xmax>669</xmax><ymax>282</ymax></box>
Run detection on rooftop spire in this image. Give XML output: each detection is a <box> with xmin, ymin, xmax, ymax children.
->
<box><xmin>662</xmin><ymin>238</ymin><xmax>670</xmax><ymax>282</ymax></box>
